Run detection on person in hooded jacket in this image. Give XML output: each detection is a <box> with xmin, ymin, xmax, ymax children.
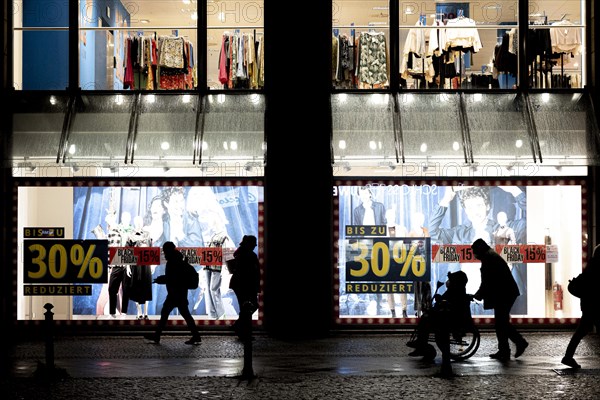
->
<box><xmin>472</xmin><ymin>238</ymin><xmax>528</xmax><ymax>361</ymax></box>
<box><xmin>561</xmin><ymin>244</ymin><xmax>600</xmax><ymax>368</ymax></box>
<box><xmin>229</xmin><ymin>235</ymin><xmax>260</xmax><ymax>341</ymax></box>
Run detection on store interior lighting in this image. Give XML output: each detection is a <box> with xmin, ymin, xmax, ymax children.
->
<box><xmin>335</xmin><ymin>161</ymin><xmax>351</xmax><ymax>172</ymax></box>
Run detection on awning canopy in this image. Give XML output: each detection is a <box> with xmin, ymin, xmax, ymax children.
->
<box><xmin>10</xmin><ymin>92</ymin><xmax>266</xmax><ymax>177</ymax></box>
<box><xmin>9</xmin><ymin>90</ymin><xmax>600</xmax><ymax>178</ymax></box>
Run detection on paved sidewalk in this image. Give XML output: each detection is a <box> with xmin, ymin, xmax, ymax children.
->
<box><xmin>3</xmin><ymin>331</ymin><xmax>600</xmax><ymax>399</ymax></box>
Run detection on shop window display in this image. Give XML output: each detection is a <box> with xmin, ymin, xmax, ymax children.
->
<box><xmin>331</xmin><ymin>1</ymin><xmax>585</xmax><ymax>90</ymax></box>
<box><xmin>12</xmin><ymin>1</ymin><xmax>264</xmax><ymax>90</ymax></box>
<box><xmin>17</xmin><ymin>184</ymin><xmax>263</xmax><ymax>322</ymax></box>
<box><xmin>332</xmin><ymin>0</ymin><xmax>390</xmax><ymax>89</ymax></box>
<box><xmin>336</xmin><ymin>181</ymin><xmax>585</xmax><ymax>321</ymax></box>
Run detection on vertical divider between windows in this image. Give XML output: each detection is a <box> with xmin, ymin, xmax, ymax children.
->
<box><xmin>518</xmin><ymin>0</ymin><xmax>529</xmax><ymax>91</ymax></box>
<box><xmin>69</xmin><ymin>0</ymin><xmax>79</xmax><ymax>91</ymax></box>
<box><xmin>198</xmin><ymin>0</ymin><xmax>208</xmax><ymax>92</ymax></box>
<box><xmin>389</xmin><ymin>1</ymin><xmax>400</xmax><ymax>90</ymax></box>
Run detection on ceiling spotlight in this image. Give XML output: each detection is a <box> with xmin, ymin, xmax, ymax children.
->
<box><xmin>244</xmin><ymin>161</ymin><xmax>262</xmax><ymax>172</ymax></box>
<box><xmin>335</xmin><ymin>161</ymin><xmax>351</xmax><ymax>172</ymax></box>
<box><xmin>18</xmin><ymin>160</ymin><xmax>37</xmax><ymax>172</ymax></box>
<box><xmin>379</xmin><ymin>161</ymin><xmax>396</xmax><ymax>171</ymax></box>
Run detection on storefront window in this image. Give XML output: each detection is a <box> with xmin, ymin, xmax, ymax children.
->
<box><xmin>12</xmin><ymin>1</ymin><xmax>264</xmax><ymax>91</ymax></box>
<box><xmin>527</xmin><ymin>1</ymin><xmax>584</xmax><ymax>88</ymax></box>
<box><xmin>331</xmin><ymin>1</ymin><xmax>586</xmax><ymax>91</ymax></box>
<box><xmin>78</xmin><ymin>0</ymin><xmax>198</xmax><ymax>90</ymax></box>
<box><xmin>332</xmin><ymin>0</ymin><xmax>390</xmax><ymax>89</ymax></box>
<box><xmin>76</xmin><ymin>0</ymin><xmax>264</xmax><ymax>90</ymax></box>
<box><xmin>18</xmin><ymin>182</ymin><xmax>264</xmax><ymax>322</ymax></box>
<box><xmin>13</xmin><ymin>0</ymin><xmax>69</xmax><ymax>90</ymax></box>
<box><xmin>335</xmin><ymin>181</ymin><xmax>585</xmax><ymax>323</ymax></box>
<box><xmin>399</xmin><ymin>1</ymin><xmax>519</xmax><ymax>90</ymax></box>
<box><xmin>207</xmin><ymin>1</ymin><xmax>264</xmax><ymax>90</ymax></box>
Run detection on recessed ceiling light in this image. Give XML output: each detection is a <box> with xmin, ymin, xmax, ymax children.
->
<box><xmin>140</xmin><ymin>19</ymin><xmax>150</xmax><ymax>24</ymax></box>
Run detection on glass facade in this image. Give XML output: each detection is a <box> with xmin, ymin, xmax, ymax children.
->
<box><xmin>7</xmin><ymin>0</ymin><xmax>599</xmax><ymax>330</ymax></box>
<box><xmin>13</xmin><ymin>1</ymin><xmax>264</xmax><ymax>91</ymax></box>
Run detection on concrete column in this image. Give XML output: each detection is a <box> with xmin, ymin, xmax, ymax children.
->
<box><xmin>262</xmin><ymin>1</ymin><xmax>333</xmax><ymax>338</ymax></box>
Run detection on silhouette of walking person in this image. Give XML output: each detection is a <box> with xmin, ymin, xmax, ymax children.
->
<box><xmin>229</xmin><ymin>235</ymin><xmax>260</xmax><ymax>342</ymax></box>
<box><xmin>472</xmin><ymin>238</ymin><xmax>528</xmax><ymax>361</ymax></box>
<box><xmin>144</xmin><ymin>241</ymin><xmax>202</xmax><ymax>345</ymax></box>
<box><xmin>562</xmin><ymin>244</ymin><xmax>600</xmax><ymax>368</ymax></box>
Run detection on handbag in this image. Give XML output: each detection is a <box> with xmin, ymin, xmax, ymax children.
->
<box><xmin>225</xmin><ymin>258</ymin><xmax>238</xmax><ymax>274</ymax></box>
<box><xmin>567</xmin><ymin>273</ymin><xmax>587</xmax><ymax>298</ymax></box>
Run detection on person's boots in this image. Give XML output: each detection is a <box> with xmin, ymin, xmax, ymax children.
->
<box><xmin>184</xmin><ymin>333</ymin><xmax>202</xmax><ymax>345</ymax></box>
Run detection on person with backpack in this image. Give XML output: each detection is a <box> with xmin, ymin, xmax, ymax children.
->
<box><xmin>562</xmin><ymin>244</ymin><xmax>600</xmax><ymax>368</ymax></box>
<box><xmin>144</xmin><ymin>241</ymin><xmax>202</xmax><ymax>345</ymax></box>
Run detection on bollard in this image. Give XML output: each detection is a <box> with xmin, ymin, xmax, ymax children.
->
<box><xmin>34</xmin><ymin>303</ymin><xmax>68</xmax><ymax>380</ymax></box>
<box><xmin>43</xmin><ymin>303</ymin><xmax>55</xmax><ymax>369</ymax></box>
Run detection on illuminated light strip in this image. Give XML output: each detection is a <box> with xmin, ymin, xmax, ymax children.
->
<box><xmin>336</xmin><ymin>317</ymin><xmax>580</xmax><ymax>326</ymax></box>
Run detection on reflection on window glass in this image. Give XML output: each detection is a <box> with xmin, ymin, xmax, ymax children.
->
<box><xmin>332</xmin><ymin>0</ymin><xmax>390</xmax><ymax>89</ymax></box>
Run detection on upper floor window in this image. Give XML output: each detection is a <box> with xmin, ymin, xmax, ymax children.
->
<box><xmin>332</xmin><ymin>0</ymin><xmax>391</xmax><ymax>89</ymax></box>
<box><xmin>399</xmin><ymin>1</ymin><xmax>519</xmax><ymax>90</ymax></box>
<box><xmin>331</xmin><ymin>1</ymin><xmax>586</xmax><ymax>91</ymax></box>
<box><xmin>13</xmin><ymin>1</ymin><xmax>264</xmax><ymax>91</ymax></box>
<box><xmin>207</xmin><ymin>1</ymin><xmax>264</xmax><ymax>90</ymax></box>
<box><xmin>13</xmin><ymin>0</ymin><xmax>70</xmax><ymax>90</ymax></box>
<box><xmin>527</xmin><ymin>1</ymin><xmax>584</xmax><ymax>89</ymax></box>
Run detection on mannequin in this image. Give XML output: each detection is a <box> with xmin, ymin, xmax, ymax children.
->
<box><xmin>107</xmin><ymin>212</ymin><xmax>127</xmax><ymax>317</ymax></box>
<box><xmin>127</xmin><ymin>215</ymin><xmax>153</xmax><ymax>319</ymax></box>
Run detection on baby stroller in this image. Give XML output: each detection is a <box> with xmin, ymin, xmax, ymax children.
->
<box><xmin>407</xmin><ymin>272</ymin><xmax>480</xmax><ymax>361</ymax></box>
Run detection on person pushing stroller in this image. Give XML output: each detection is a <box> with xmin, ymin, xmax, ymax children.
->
<box><xmin>407</xmin><ymin>270</ymin><xmax>472</xmax><ymax>377</ymax></box>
